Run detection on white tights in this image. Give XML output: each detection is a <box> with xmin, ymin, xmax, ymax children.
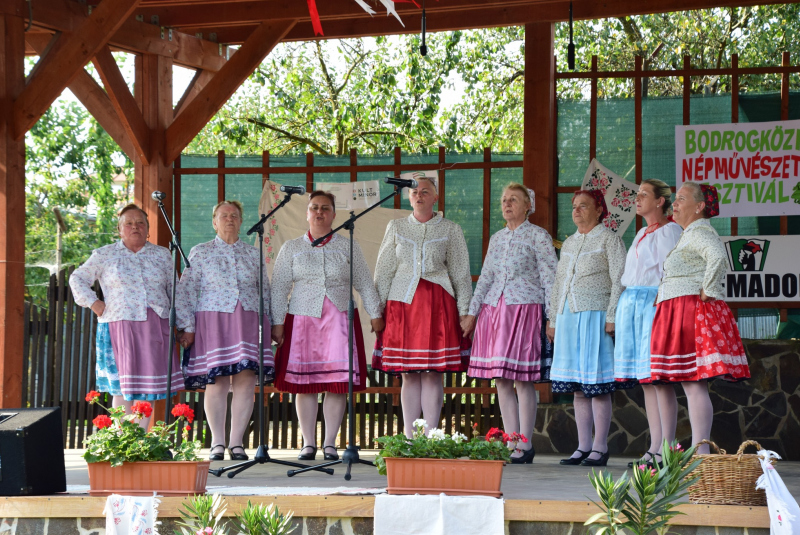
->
<box><xmin>203</xmin><ymin>372</ymin><xmax>257</xmax><ymax>450</ymax></box>
<box><xmin>401</xmin><ymin>373</ymin><xmax>444</xmax><ymax>438</ymax></box>
<box><xmin>571</xmin><ymin>392</ymin><xmax>612</xmax><ymax>461</ymax></box>
<box><xmin>295</xmin><ymin>393</ymin><xmax>346</xmax><ymax>450</ymax></box>
<box><xmin>495</xmin><ymin>379</ymin><xmax>536</xmax><ymax>456</ymax></box>
<box><xmin>642</xmin><ymin>383</ymin><xmax>678</xmax><ymax>455</ymax></box>
<box><xmin>682</xmin><ymin>380</ymin><xmax>713</xmax><ymax>454</ymax></box>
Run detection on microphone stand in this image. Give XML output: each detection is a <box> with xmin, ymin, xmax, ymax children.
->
<box><xmin>210</xmin><ymin>191</ymin><xmax>334</xmax><ymax>478</ymax></box>
<box><xmin>287</xmin><ymin>184</ymin><xmax>406</xmax><ymax>480</ymax></box>
<box><xmin>154</xmin><ymin>196</ymin><xmax>190</xmax><ymax>432</ymax></box>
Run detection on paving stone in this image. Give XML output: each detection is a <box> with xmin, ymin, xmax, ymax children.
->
<box><xmin>45</xmin><ymin>518</ymin><xmax>77</xmax><ymax>535</ymax></box>
<box><xmin>508</xmin><ymin>521</ymin><xmax>572</xmax><ymax>535</ymax></box>
<box><xmin>711</xmin><ymin>380</ymin><xmax>753</xmax><ymax>406</ymax></box>
<box><xmin>77</xmin><ymin>517</ymin><xmax>105</xmax><ymax>534</ymax></box>
<box><xmin>608</xmin><ymin>430</ymin><xmax>628</xmax><ymax>455</ymax></box>
<box><xmin>546</xmin><ymin>408</ymin><xmax>578</xmax><ymax>454</ymax></box>
<box><xmin>762</xmin><ymin>391</ymin><xmax>788</xmax><ymax>417</ymax></box>
<box><xmin>717</xmin><ymin>527</ymin><xmax>746</xmax><ymax>535</ymax></box>
<box><xmin>15</xmin><ymin>518</ymin><xmax>45</xmax><ymax>535</ymax></box>
<box><xmin>306</xmin><ymin>517</ymin><xmax>327</xmax><ymax>535</ymax></box>
<box><xmin>779</xmin><ymin>353</ymin><xmax>800</xmax><ymax>394</ymax></box>
<box><xmin>667</xmin><ymin>527</ymin><xmax>698</xmax><ymax>535</ymax></box>
<box><xmin>328</xmin><ymin>518</ymin><xmax>344</xmax><ymax>535</ymax></box>
<box><xmin>747</xmin><ymin>528</ymin><xmax>770</xmax><ymax>535</ymax></box>
<box><xmin>745</xmin><ymin>409</ymin><xmax>782</xmax><ymax>438</ymax></box>
<box><xmin>625</xmin><ymin>432</ymin><xmax>648</xmax><ymax>456</ymax></box>
<box><xmin>711</xmin><ymin>411</ymin><xmax>743</xmax><ymax>452</ymax></box>
<box><xmin>351</xmin><ymin>517</ymin><xmax>373</xmax><ymax>535</ymax></box>
<box><xmin>615</xmin><ymin>404</ymin><xmax>649</xmax><ymax>437</ymax></box>
<box><xmin>779</xmin><ymin>414</ymin><xmax>800</xmax><ymax>460</ymax></box>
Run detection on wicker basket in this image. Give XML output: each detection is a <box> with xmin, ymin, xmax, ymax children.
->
<box><xmin>688</xmin><ymin>439</ymin><xmax>771</xmax><ymax>506</ymax></box>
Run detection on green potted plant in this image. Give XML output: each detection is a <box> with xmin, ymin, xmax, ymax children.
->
<box><xmin>374</xmin><ymin>419</ymin><xmax>526</xmax><ymax>497</ymax></box>
<box><xmin>84</xmin><ymin>390</ymin><xmax>208</xmax><ymax>496</ymax></box>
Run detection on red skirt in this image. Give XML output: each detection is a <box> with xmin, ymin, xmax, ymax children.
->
<box><xmin>274</xmin><ymin>308</ymin><xmax>367</xmax><ymax>394</ymax></box>
<box><xmin>650</xmin><ymin>295</ymin><xmax>750</xmax><ymax>383</ymax></box>
<box><xmin>372</xmin><ymin>279</ymin><xmax>470</xmax><ymax>373</ymax></box>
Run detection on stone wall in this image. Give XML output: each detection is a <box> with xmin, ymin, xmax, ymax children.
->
<box><xmin>529</xmin><ymin>339</ymin><xmax>800</xmax><ymax>460</ymax></box>
<box><xmin>0</xmin><ymin>517</ymin><xmax>770</xmax><ymax>535</ymax></box>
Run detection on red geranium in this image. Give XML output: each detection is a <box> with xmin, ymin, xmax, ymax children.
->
<box><xmin>93</xmin><ymin>415</ymin><xmax>113</xmax><ymax>429</ymax></box>
<box><xmin>485</xmin><ymin>427</ymin><xmax>505</xmax><ymax>442</ymax></box>
<box><xmin>131</xmin><ymin>401</ymin><xmax>153</xmax><ymax>418</ymax></box>
<box><xmin>85</xmin><ymin>390</ymin><xmax>101</xmax><ymax>403</ymax></box>
<box><xmin>171</xmin><ymin>403</ymin><xmax>195</xmax><ymax>423</ymax></box>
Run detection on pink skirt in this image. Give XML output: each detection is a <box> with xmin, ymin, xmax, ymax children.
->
<box><xmin>107</xmin><ymin>308</ymin><xmax>183</xmax><ymax>397</ymax></box>
<box><xmin>183</xmin><ymin>301</ymin><xmax>275</xmax><ymax>389</ymax></box>
<box><xmin>468</xmin><ymin>296</ymin><xmax>547</xmax><ymax>382</ymax></box>
<box><xmin>274</xmin><ymin>297</ymin><xmax>367</xmax><ymax>394</ymax></box>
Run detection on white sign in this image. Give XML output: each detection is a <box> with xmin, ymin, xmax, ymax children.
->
<box><xmin>721</xmin><ymin>235</ymin><xmax>800</xmax><ymax>302</ymax></box>
<box><xmin>675</xmin><ymin>120</ymin><xmax>800</xmax><ymax>217</ymax></box>
<box><xmin>317</xmin><ymin>180</ymin><xmax>381</xmax><ymax>210</ymax></box>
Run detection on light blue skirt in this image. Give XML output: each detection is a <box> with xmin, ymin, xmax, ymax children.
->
<box><xmin>614</xmin><ymin>286</ymin><xmax>658</xmax><ymax>381</ymax></box>
<box><xmin>95</xmin><ymin>322</ymin><xmax>168</xmax><ymax>401</ymax></box>
<box><xmin>550</xmin><ymin>307</ymin><xmax>615</xmax><ymax>385</ymax></box>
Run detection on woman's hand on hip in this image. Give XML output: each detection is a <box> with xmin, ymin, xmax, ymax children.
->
<box><xmin>370</xmin><ymin>318</ymin><xmax>385</xmax><ymax>333</ymax></box>
<box><xmin>699</xmin><ymin>289</ymin><xmax>714</xmax><ymax>302</ymax></box>
<box><xmin>546</xmin><ymin>321</ymin><xmax>555</xmax><ymax>343</ymax></box>
<box><xmin>271</xmin><ymin>325</ymin><xmax>285</xmax><ymax>348</ymax></box>
<box><xmin>461</xmin><ymin>315</ymin><xmax>476</xmax><ymax>338</ymax></box>
<box><xmin>91</xmin><ymin>301</ymin><xmax>106</xmax><ymax>317</ymax></box>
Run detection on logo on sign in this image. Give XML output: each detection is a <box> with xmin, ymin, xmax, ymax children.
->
<box><xmin>726</xmin><ymin>239</ymin><xmax>770</xmax><ymax>272</ymax></box>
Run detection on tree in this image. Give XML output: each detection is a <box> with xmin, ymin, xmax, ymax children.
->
<box><xmin>25</xmin><ymin>101</ymin><xmax>132</xmax><ymax>305</ymax></box>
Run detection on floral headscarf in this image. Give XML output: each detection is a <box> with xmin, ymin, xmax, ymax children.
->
<box><xmin>700</xmin><ymin>184</ymin><xmax>720</xmax><ymax>217</ymax></box>
<box><xmin>573</xmin><ymin>189</ymin><xmax>609</xmax><ymax>222</ymax></box>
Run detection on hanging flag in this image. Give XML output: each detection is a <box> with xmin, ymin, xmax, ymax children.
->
<box><xmin>307</xmin><ymin>0</ymin><xmax>324</xmax><ymax>36</ymax></box>
<box><xmin>354</xmin><ymin>0</ymin><xmax>377</xmax><ymax>16</ymax></box>
<box><xmin>379</xmin><ymin>0</ymin><xmax>405</xmax><ymax>27</ymax></box>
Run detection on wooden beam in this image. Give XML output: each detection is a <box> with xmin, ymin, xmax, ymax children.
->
<box><xmin>24</xmin><ymin>0</ymin><xmax>227</xmax><ymax>72</ymax></box>
<box><xmin>13</xmin><ymin>0</ymin><xmax>141</xmax><ymax>139</ymax></box>
<box><xmin>0</xmin><ymin>3</ymin><xmax>26</xmax><ymax>408</ymax></box>
<box><xmin>523</xmin><ymin>22</ymin><xmax>556</xmax><ymax>235</ymax></box>
<box><xmin>92</xmin><ymin>45</ymin><xmax>151</xmax><ymax>164</ymax></box>
<box><xmin>174</xmin><ymin>69</ymin><xmax>214</xmax><ymax>118</ymax></box>
<box><xmin>25</xmin><ymin>34</ymin><xmax>135</xmax><ymax>160</ymax></box>
<box><xmin>165</xmin><ymin>19</ymin><xmax>296</xmax><ymax>164</ymax></box>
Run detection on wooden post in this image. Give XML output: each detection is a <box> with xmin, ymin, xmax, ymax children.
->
<box><xmin>0</xmin><ymin>3</ymin><xmax>26</xmax><ymax>408</ymax></box>
<box><xmin>135</xmin><ymin>53</ymin><xmax>174</xmax><ymax>248</ymax></box>
<box><xmin>634</xmin><ymin>55</ymin><xmax>643</xmax><ymax>232</ymax></box>
<box><xmin>305</xmin><ymin>152</ymin><xmax>314</xmax><ymax>193</ymax></box>
<box><xmin>523</xmin><ymin>22</ymin><xmax>556</xmax><ymax>235</ymax></box>
<box><xmin>393</xmin><ymin>147</ymin><xmax>401</xmax><ymax>210</ymax></box>
<box><xmin>262</xmin><ymin>150</ymin><xmax>270</xmax><ymax>188</ymax></box>
<box><xmin>217</xmin><ymin>149</ymin><xmax>225</xmax><ymax>203</ymax></box>
<box><xmin>482</xmin><ymin>148</ymin><xmax>491</xmax><ymax>260</ymax></box>
<box><xmin>589</xmin><ymin>55</ymin><xmax>598</xmax><ymax>161</ymax></box>
<box><xmin>731</xmin><ymin>54</ymin><xmax>739</xmax><ymax>236</ymax></box>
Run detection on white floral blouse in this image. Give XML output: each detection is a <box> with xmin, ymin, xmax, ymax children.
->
<box><xmin>69</xmin><ymin>240</ymin><xmax>173</xmax><ymax>323</ymax></box>
<box><xmin>270</xmin><ymin>232</ymin><xmax>382</xmax><ymax>325</ymax></box>
<box><xmin>468</xmin><ymin>221</ymin><xmax>558</xmax><ymax>318</ymax></box>
<box><xmin>657</xmin><ymin>219</ymin><xmax>727</xmax><ymax>304</ymax></box>
<box><xmin>549</xmin><ymin>224</ymin><xmax>627</xmax><ymax>327</ymax></box>
<box><xmin>176</xmin><ymin>236</ymin><xmax>270</xmax><ymax>333</ymax></box>
<box><xmin>374</xmin><ymin>213</ymin><xmax>473</xmax><ymax>315</ymax></box>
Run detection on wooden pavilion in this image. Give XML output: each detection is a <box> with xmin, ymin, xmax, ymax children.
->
<box><xmin>0</xmin><ymin>0</ymin><xmax>793</xmax><ymax>409</ymax></box>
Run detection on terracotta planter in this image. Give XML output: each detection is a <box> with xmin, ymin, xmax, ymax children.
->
<box><xmin>87</xmin><ymin>460</ymin><xmax>211</xmax><ymax>497</ymax></box>
<box><xmin>384</xmin><ymin>457</ymin><xmax>505</xmax><ymax>497</ymax></box>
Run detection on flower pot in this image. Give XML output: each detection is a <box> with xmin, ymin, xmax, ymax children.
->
<box><xmin>384</xmin><ymin>457</ymin><xmax>505</xmax><ymax>497</ymax></box>
<box><xmin>87</xmin><ymin>460</ymin><xmax>211</xmax><ymax>497</ymax></box>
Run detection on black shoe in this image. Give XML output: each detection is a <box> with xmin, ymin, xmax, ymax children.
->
<box><xmin>560</xmin><ymin>449</ymin><xmax>591</xmax><ymax>465</ymax></box>
<box><xmin>510</xmin><ymin>446</ymin><xmax>536</xmax><ymax>464</ymax></box>
<box><xmin>228</xmin><ymin>445</ymin><xmax>248</xmax><ymax>461</ymax></box>
<box><xmin>649</xmin><ymin>452</ymin><xmax>663</xmax><ymax>470</ymax></box>
<box><xmin>297</xmin><ymin>445</ymin><xmax>317</xmax><ymax>461</ymax></box>
<box><xmin>581</xmin><ymin>450</ymin><xmax>610</xmax><ymax>467</ymax></box>
<box><xmin>323</xmin><ymin>445</ymin><xmax>339</xmax><ymax>461</ymax></box>
<box><xmin>209</xmin><ymin>444</ymin><xmax>225</xmax><ymax>461</ymax></box>
<box><xmin>628</xmin><ymin>451</ymin><xmax>656</xmax><ymax>468</ymax></box>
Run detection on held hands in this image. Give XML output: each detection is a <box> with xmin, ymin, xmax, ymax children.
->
<box><xmin>370</xmin><ymin>318</ymin><xmax>385</xmax><ymax>333</ymax></box>
<box><xmin>699</xmin><ymin>289</ymin><xmax>714</xmax><ymax>302</ymax></box>
<box><xmin>271</xmin><ymin>325</ymin><xmax>285</xmax><ymax>348</ymax></box>
<box><xmin>546</xmin><ymin>321</ymin><xmax>555</xmax><ymax>343</ymax></box>
<box><xmin>605</xmin><ymin>322</ymin><xmax>615</xmax><ymax>335</ymax></box>
<box><xmin>91</xmin><ymin>301</ymin><xmax>106</xmax><ymax>317</ymax></box>
<box><xmin>461</xmin><ymin>315</ymin><xmax>476</xmax><ymax>338</ymax></box>
<box><xmin>178</xmin><ymin>331</ymin><xmax>195</xmax><ymax>348</ymax></box>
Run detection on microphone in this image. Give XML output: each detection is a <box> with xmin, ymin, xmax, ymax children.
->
<box><xmin>384</xmin><ymin>176</ymin><xmax>418</xmax><ymax>189</ymax></box>
<box><xmin>151</xmin><ymin>190</ymin><xmax>166</xmax><ymax>201</ymax></box>
<box><xmin>280</xmin><ymin>185</ymin><xmax>306</xmax><ymax>195</ymax></box>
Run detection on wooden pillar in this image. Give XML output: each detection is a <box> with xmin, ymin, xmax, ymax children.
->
<box><xmin>0</xmin><ymin>3</ymin><xmax>26</xmax><ymax>408</ymax></box>
<box><xmin>135</xmin><ymin>54</ymin><xmax>173</xmax><ymax>248</ymax></box>
<box><xmin>523</xmin><ymin>22</ymin><xmax>556</xmax><ymax>235</ymax></box>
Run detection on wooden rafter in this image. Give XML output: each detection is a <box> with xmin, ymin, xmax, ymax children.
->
<box><xmin>164</xmin><ymin>19</ymin><xmax>297</xmax><ymax>164</ymax></box>
<box><xmin>25</xmin><ymin>33</ymin><xmax>135</xmax><ymax>159</ymax></box>
<box><xmin>92</xmin><ymin>45</ymin><xmax>151</xmax><ymax>163</ymax></box>
<box><xmin>173</xmin><ymin>69</ymin><xmax>214</xmax><ymax>119</ymax></box>
<box><xmin>24</xmin><ymin>0</ymin><xmax>227</xmax><ymax>72</ymax></box>
<box><xmin>13</xmin><ymin>0</ymin><xmax>141</xmax><ymax>140</ymax></box>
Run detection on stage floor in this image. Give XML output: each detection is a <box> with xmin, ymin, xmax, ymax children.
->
<box><xmin>64</xmin><ymin>448</ymin><xmax>800</xmax><ymax>501</ymax></box>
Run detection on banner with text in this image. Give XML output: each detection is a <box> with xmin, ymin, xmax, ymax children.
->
<box><xmin>675</xmin><ymin>119</ymin><xmax>800</xmax><ymax>217</ymax></box>
<box><xmin>721</xmin><ymin>235</ymin><xmax>800</xmax><ymax>302</ymax></box>
<box><xmin>318</xmin><ymin>180</ymin><xmax>381</xmax><ymax>210</ymax></box>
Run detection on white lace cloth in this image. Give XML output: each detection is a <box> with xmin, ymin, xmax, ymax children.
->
<box><xmin>373</xmin><ymin>493</ymin><xmax>504</xmax><ymax>535</ymax></box>
<box><xmin>104</xmin><ymin>493</ymin><xmax>161</xmax><ymax>535</ymax></box>
<box><xmin>756</xmin><ymin>450</ymin><xmax>800</xmax><ymax>535</ymax></box>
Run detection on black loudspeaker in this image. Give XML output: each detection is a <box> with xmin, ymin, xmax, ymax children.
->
<box><xmin>0</xmin><ymin>407</ymin><xmax>66</xmax><ymax>495</ymax></box>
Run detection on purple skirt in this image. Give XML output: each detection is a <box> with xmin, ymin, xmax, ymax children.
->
<box><xmin>183</xmin><ymin>302</ymin><xmax>275</xmax><ymax>390</ymax></box>
<box><xmin>467</xmin><ymin>296</ymin><xmax>549</xmax><ymax>382</ymax></box>
<box><xmin>107</xmin><ymin>308</ymin><xmax>183</xmax><ymax>397</ymax></box>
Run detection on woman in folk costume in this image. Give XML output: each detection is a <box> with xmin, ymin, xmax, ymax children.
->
<box><xmin>176</xmin><ymin>200</ymin><xmax>275</xmax><ymax>461</ymax></box>
<box><xmin>373</xmin><ymin>176</ymin><xmax>473</xmax><ymax>438</ymax></box>
<box><xmin>271</xmin><ymin>191</ymin><xmax>384</xmax><ymax>461</ymax></box>
<box><xmin>613</xmin><ymin>179</ymin><xmax>683</xmax><ymax>468</ymax></box>
<box><xmin>547</xmin><ymin>190</ymin><xmax>626</xmax><ymax>467</ymax></box>
<box><xmin>463</xmin><ymin>183</ymin><xmax>557</xmax><ymax>464</ymax></box>
<box><xmin>70</xmin><ymin>204</ymin><xmax>182</xmax><ymax>429</ymax></box>
<box><xmin>650</xmin><ymin>182</ymin><xmax>749</xmax><ymax>454</ymax></box>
